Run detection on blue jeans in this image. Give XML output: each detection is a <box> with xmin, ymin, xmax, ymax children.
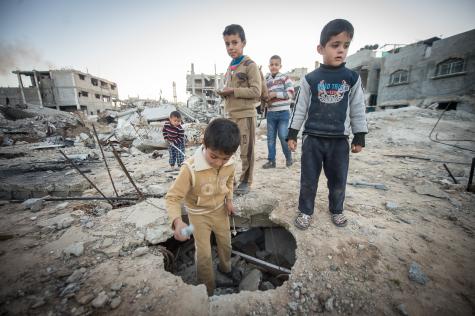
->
<box><xmin>266</xmin><ymin>110</ymin><xmax>291</xmax><ymax>162</ymax></box>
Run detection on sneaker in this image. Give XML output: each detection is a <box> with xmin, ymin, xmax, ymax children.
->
<box><xmin>262</xmin><ymin>161</ymin><xmax>276</xmax><ymax>169</ymax></box>
<box><xmin>294</xmin><ymin>212</ymin><xmax>313</xmax><ymax>230</ymax></box>
<box><xmin>234</xmin><ymin>182</ymin><xmax>250</xmax><ymax>195</ymax></box>
<box><xmin>286</xmin><ymin>159</ymin><xmax>293</xmax><ymax>167</ymax></box>
<box><xmin>331</xmin><ymin>213</ymin><xmax>348</xmax><ymax>227</ymax></box>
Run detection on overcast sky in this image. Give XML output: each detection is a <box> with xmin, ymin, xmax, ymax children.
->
<box><xmin>1</xmin><ymin>0</ymin><xmax>474</xmax><ymax>102</ymax></box>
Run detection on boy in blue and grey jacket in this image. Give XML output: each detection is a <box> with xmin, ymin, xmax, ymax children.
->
<box><xmin>287</xmin><ymin>19</ymin><xmax>368</xmax><ymax>229</ymax></box>
<box><xmin>262</xmin><ymin>55</ymin><xmax>295</xmax><ymax>169</ymax></box>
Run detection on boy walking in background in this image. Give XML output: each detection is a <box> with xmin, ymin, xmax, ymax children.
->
<box><xmin>162</xmin><ymin>110</ymin><xmax>185</xmax><ymax>169</ymax></box>
<box><xmin>217</xmin><ymin>24</ymin><xmax>262</xmax><ymax>195</ymax></box>
<box><xmin>262</xmin><ymin>55</ymin><xmax>294</xmax><ymax>169</ymax></box>
<box><xmin>287</xmin><ymin>19</ymin><xmax>368</xmax><ymax>229</ymax></box>
<box><xmin>165</xmin><ymin>118</ymin><xmax>241</xmax><ymax>296</ymax></box>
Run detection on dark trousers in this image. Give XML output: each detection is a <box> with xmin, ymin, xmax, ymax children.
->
<box><xmin>298</xmin><ymin>135</ymin><xmax>349</xmax><ymax>215</ymax></box>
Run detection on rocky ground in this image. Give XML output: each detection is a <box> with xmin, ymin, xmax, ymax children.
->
<box><xmin>0</xmin><ymin>106</ymin><xmax>474</xmax><ymax>315</ymax></box>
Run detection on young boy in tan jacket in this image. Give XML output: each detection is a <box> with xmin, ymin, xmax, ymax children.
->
<box><xmin>165</xmin><ymin>118</ymin><xmax>241</xmax><ymax>296</ymax></box>
<box><xmin>218</xmin><ymin>24</ymin><xmax>262</xmax><ymax>195</ymax></box>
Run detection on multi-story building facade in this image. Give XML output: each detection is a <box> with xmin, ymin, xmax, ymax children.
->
<box><xmin>0</xmin><ymin>69</ymin><xmax>119</xmax><ymax>115</ymax></box>
<box><xmin>346</xmin><ymin>29</ymin><xmax>475</xmax><ymax>112</ymax></box>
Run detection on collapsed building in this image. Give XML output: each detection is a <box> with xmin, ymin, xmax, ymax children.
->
<box><xmin>0</xmin><ymin>69</ymin><xmax>120</xmax><ymax>114</ymax></box>
<box><xmin>346</xmin><ymin>29</ymin><xmax>475</xmax><ymax>112</ymax></box>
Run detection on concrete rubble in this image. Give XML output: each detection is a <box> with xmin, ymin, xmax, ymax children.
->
<box><xmin>0</xmin><ymin>104</ymin><xmax>474</xmax><ymax>315</ymax></box>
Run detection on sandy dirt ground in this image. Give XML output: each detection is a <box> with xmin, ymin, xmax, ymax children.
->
<box><xmin>0</xmin><ymin>106</ymin><xmax>474</xmax><ymax>315</ymax></box>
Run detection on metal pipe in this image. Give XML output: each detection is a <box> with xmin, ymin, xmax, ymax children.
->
<box><xmin>111</xmin><ymin>148</ymin><xmax>144</xmax><ymax>199</ymax></box>
<box><xmin>7</xmin><ymin>194</ymin><xmax>164</xmax><ymax>203</ymax></box>
<box><xmin>231</xmin><ymin>250</ymin><xmax>291</xmax><ymax>275</ymax></box>
<box><xmin>92</xmin><ymin>124</ymin><xmax>119</xmax><ymax>197</ymax></box>
<box><xmin>59</xmin><ymin>150</ymin><xmax>113</xmax><ymax>205</ymax></box>
<box><xmin>443</xmin><ymin>163</ymin><xmax>458</xmax><ymax>184</ymax></box>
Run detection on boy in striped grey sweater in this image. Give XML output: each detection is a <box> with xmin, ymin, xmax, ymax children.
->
<box><xmin>262</xmin><ymin>55</ymin><xmax>295</xmax><ymax>169</ymax></box>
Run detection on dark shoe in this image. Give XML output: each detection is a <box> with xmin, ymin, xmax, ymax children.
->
<box><xmin>234</xmin><ymin>182</ymin><xmax>250</xmax><ymax>195</ymax></box>
<box><xmin>331</xmin><ymin>213</ymin><xmax>348</xmax><ymax>227</ymax></box>
<box><xmin>217</xmin><ymin>265</ymin><xmax>242</xmax><ymax>285</ymax></box>
<box><xmin>262</xmin><ymin>161</ymin><xmax>276</xmax><ymax>169</ymax></box>
<box><xmin>294</xmin><ymin>212</ymin><xmax>313</xmax><ymax>230</ymax></box>
<box><xmin>286</xmin><ymin>159</ymin><xmax>293</xmax><ymax>167</ymax></box>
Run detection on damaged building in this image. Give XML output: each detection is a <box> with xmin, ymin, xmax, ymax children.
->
<box><xmin>346</xmin><ymin>29</ymin><xmax>475</xmax><ymax>112</ymax></box>
<box><xmin>0</xmin><ymin>69</ymin><xmax>120</xmax><ymax>115</ymax></box>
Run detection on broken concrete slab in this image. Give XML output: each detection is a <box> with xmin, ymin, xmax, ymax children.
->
<box><xmin>133</xmin><ymin>246</ymin><xmax>149</xmax><ymax>257</ymax></box>
<box><xmin>21</xmin><ymin>198</ymin><xmax>44</xmax><ymax>212</ymax></box>
<box><xmin>37</xmin><ymin>213</ymin><xmax>74</xmax><ymax>230</ymax></box>
<box><xmin>145</xmin><ymin>226</ymin><xmax>169</xmax><ymax>245</ymax></box>
<box><xmin>124</xmin><ymin>198</ymin><xmax>168</xmax><ymax>229</ymax></box>
<box><xmin>239</xmin><ymin>269</ymin><xmax>262</xmax><ymax>292</ymax></box>
<box><xmin>42</xmin><ymin>226</ymin><xmax>97</xmax><ymax>255</ymax></box>
<box><xmin>408</xmin><ymin>262</ymin><xmax>429</xmax><ymax>285</ymax></box>
<box><xmin>233</xmin><ymin>191</ymin><xmax>280</xmax><ymax>228</ymax></box>
<box><xmin>91</xmin><ymin>291</ymin><xmax>109</xmax><ymax>308</ymax></box>
<box><xmin>414</xmin><ymin>182</ymin><xmax>449</xmax><ymax>199</ymax></box>
<box><xmin>64</xmin><ymin>242</ymin><xmax>84</xmax><ymax>257</ymax></box>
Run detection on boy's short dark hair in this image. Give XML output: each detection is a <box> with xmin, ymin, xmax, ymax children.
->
<box><xmin>223</xmin><ymin>24</ymin><xmax>246</xmax><ymax>42</ymax></box>
<box><xmin>170</xmin><ymin>111</ymin><xmax>181</xmax><ymax>119</ymax></box>
<box><xmin>203</xmin><ymin>118</ymin><xmax>240</xmax><ymax>155</ymax></box>
<box><xmin>269</xmin><ymin>55</ymin><xmax>281</xmax><ymax>63</ymax></box>
<box><xmin>320</xmin><ymin>19</ymin><xmax>354</xmax><ymax>46</ymax></box>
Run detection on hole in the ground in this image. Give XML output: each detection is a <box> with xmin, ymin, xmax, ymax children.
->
<box><xmin>156</xmin><ymin>219</ymin><xmax>296</xmax><ymax>296</ymax></box>
<box><xmin>437</xmin><ymin>101</ymin><xmax>457</xmax><ymax>111</ymax></box>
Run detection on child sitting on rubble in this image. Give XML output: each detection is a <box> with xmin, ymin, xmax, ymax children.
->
<box><xmin>165</xmin><ymin>118</ymin><xmax>241</xmax><ymax>296</ymax></box>
<box><xmin>162</xmin><ymin>111</ymin><xmax>185</xmax><ymax>169</ymax></box>
<box><xmin>287</xmin><ymin>19</ymin><xmax>368</xmax><ymax>229</ymax></box>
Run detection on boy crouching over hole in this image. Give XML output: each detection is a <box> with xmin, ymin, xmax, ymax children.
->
<box><xmin>165</xmin><ymin>118</ymin><xmax>240</xmax><ymax>296</ymax></box>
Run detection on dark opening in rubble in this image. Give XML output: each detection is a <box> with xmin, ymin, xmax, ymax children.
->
<box><xmin>437</xmin><ymin>101</ymin><xmax>457</xmax><ymax>111</ymax></box>
<box><xmin>157</xmin><ymin>223</ymin><xmax>296</xmax><ymax>296</ymax></box>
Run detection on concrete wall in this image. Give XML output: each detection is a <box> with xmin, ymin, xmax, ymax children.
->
<box><xmin>378</xmin><ymin>29</ymin><xmax>475</xmax><ymax>108</ymax></box>
<box><xmin>378</xmin><ymin>44</ymin><xmax>427</xmax><ymax>106</ymax></box>
<box><xmin>346</xmin><ymin>50</ymin><xmax>377</xmax><ymax>69</ymax></box>
<box><xmin>0</xmin><ymin>88</ymin><xmax>22</xmax><ymax>106</ymax></box>
<box><xmin>50</xmin><ymin>71</ymin><xmax>78</xmax><ymax>107</ymax></box>
<box><xmin>346</xmin><ymin>50</ymin><xmax>381</xmax><ymax>105</ymax></box>
<box><xmin>420</xmin><ymin>29</ymin><xmax>475</xmax><ymax>108</ymax></box>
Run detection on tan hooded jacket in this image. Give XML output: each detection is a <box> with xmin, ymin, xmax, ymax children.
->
<box><xmin>165</xmin><ymin>146</ymin><xmax>235</xmax><ymax>227</ymax></box>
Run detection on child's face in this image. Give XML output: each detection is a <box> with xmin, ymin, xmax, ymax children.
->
<box><xmin>223</xmin><ymin>34</ymin><xmax>245</xmax><ymax>59</ymax></box>
<box><xmin>269</xmin><ymin>59</ymin><xmax>281</xmax><ymax>75</ymax></box>
<box><xmin>170</xmin><ymin>116</ymin><xmax>181</xmax><ymax>127</ymax></box>
<box><xmin>204</xmin><ymin>147</ymin><xmax>232</xmax><ymax>169</ymax></box>
<box><xmin>318</xmin><ymin>32</ymin><xmax>352</xmax><ymax>67</ymax></box>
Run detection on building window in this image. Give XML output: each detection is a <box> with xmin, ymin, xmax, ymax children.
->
<box><xmin>100</xmin><ymin>81</ymin><xmax>108</xmax><ymax>88</ymax></box>
<box><xmin>102</xmin><ymin>95</ymin><xmax>111</xmax><ymax>102</ymax></box>
<box><xmin>111</xmin><ymin>84</ymin><xmax>116</xmax><ymax>90</ymax></box>
<box><xmin>95</xmin><ymin>94</ymin><xmax>100</xmax><ymax>99</ymax></box>
<box><xmin>389</xmin><ymin>70</ymin><xmax>408</xmax><ymax>85</ymax></box>
<box><xmin>435</xmin><ymin>58</ymin><xmax>464</xmax><ymax>77</ymax></box>
<box><xmin>78</xmin><ymin>91</ymin><xmax>89</xmax><ymax>98</ymax></box>
<box><xmin>78</xmin><ymin>74</ymin><xmax>85</xmax><ymax>80</ymax></box>
<box><xmin>91</xmin><ymin>78</ymin><xmax>98</xmax><ymax>86</ymax></box>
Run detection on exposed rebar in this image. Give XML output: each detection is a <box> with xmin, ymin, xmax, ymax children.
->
<box><xmin>59</xmin><ymin>150</ymin><xmax>113</xmax><ymax>205</ymax></box>
<box><xmin>111</xmin><ymin>148</ymin><xmax>144</xmax><ymax>199</ymax></box>
<box><xmin>92</xmin><ymin>124</ymin><xmax>119</xmax><ymax>197</ymax></box>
